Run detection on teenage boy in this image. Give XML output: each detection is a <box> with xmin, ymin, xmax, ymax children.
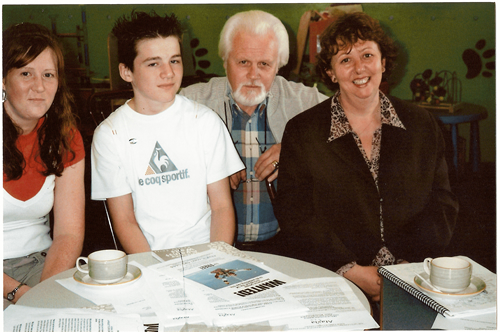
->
<box><xmin>91</xmin><ymin>11</ymin><xmax>244</xmax><ymax>253</ymax></box>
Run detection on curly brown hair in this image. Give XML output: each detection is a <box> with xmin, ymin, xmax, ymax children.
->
<box><xmin>3</xmin><ymin>22</ymin><xmax>78</xmax><ymax>181</ymax></box>
<box><xmin>315</xmin><ymin>12</ymin><xmax>399</xmax><ymax>92</ymax></box>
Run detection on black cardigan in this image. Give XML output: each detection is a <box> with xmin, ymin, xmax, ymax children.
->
<box><xmin>275</xmin><ymin>96</ymin><xmax>459</xmax><ymax>272</ymax></box>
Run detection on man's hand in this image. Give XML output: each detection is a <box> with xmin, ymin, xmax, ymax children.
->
<box><xmin>229</xmin><ymin>143</ymin><xmax>281</xmax><ymax>190</ymax></box>
<box><xmin>344</xmin><ymin>264</ymin><xmax>382</xmax><ymax>302</ymax></box>
<box><xmin>230</xmin><ymin>169</ymin><xmax>247</xmax><ymax>190</ymax></box>
<box><xmin>255</xmin><ymin>143</ymin><xmax>281</xmax><ymax>182</ymax></box>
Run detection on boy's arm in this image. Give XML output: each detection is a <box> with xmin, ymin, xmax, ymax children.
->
<box><xmin>106</xmin><ymin>194</ymin><xmax>151</xmax><ymax>253</ymax></box>
<box><xmin>207</xmin><ymin>177</ymin><xmax>235</xmax><ymax>245</ymax></box>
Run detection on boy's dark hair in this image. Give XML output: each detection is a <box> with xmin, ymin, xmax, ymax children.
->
<box><xmin>112</xmin><ymin>10</ymin><xmax>184</xmax><ymax>71</ymax></box>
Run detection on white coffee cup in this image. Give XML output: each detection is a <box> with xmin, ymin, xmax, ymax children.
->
<box><xmin>76</xmin><ymin>249</ymin><xmax>128</xmax><ymax>284</ymax></box>
<box><xmin>423</xmin><ymin>257</ymin><xmax>472</xmax><ymax>293</ymax></box>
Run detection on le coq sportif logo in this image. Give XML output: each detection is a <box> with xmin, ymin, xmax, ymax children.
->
<box><xmin>146</xmin><ymin>142</ymin><xmax>178</xmax><ymax>175</ymax></box>
<box><xmin>139</xmin><ymin>141</ymin><xmax>190</xmax><ymax>187</ymax></box>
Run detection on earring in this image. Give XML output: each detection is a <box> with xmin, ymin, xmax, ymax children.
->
<box><xmin>332</xmin><ymin>77</ymin><xmax>337</xmax><ymax>83</ymax></box>
<box><xmin>2</xmin><ymin>90</ymin><xmax>5</xmax><ymax>102</ymax></box>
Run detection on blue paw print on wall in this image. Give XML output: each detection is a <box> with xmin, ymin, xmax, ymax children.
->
<box><xmin>462</xmin><ymin>39</ymin><xmax>495</xmax><ymax>79</ymax></box>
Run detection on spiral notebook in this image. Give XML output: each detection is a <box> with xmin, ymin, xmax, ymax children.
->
<box><xmin>378</xmin><ymin>258</ymin><xmax>496</xmax><ymax>318</ymax></box>
<box><xmin>378</xmin><ymin>266</ymin><xmax>452</xmax><ymax>317</ymax></box>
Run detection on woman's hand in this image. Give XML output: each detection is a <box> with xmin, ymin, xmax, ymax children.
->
<box><xmin>343</xmin><ymin>264</ymin><xmax>382</xmax><ymax>302</ymax></box>
<box><xmin>3</xmin><ymin>274</ymin><xmax>31</xmax><ymax>304</ymax></box>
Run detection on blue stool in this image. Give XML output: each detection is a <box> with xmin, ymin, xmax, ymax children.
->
<box><xmin>425</xmin><ymin>103</ymin><xmax>488</xmax><ymax>174</ymax></box>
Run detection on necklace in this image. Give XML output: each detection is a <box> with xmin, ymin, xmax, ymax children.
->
<box><xmin>339</xmin><ymin>94</ymin><xmax>381</xmax><ymax>137</ymax></box>
<box><xmin>354</xmin><ymin>114</ymin><xmax>377</xmax><ymax>137</ymax></box>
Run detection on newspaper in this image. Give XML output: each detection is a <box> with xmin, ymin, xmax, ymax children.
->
<box><xmin>4</xmin><ymin>305</ymin><xmax>143</xmax><ymax>332</ymax></box>
<box><xmin>148</xmin><ymin>248</ymin><xmax>309</xmax><ymax>327</ymax></box>
<box><xmin>148</xmin><ymin>248</ymin><xmax>299</xmax><ymax>302</ymax></box>
<box><xmin>56</xmin><ymin>261</ymin><xmax>159</xmax><ymax>324</ymax></box>
<box><xmin>185</xmin><ymin>284</ymin><xmax>307</xmax><ymax>327</ymax></box>
<box><xmin>144</xmin><ymin>266</ymin><xmax>204</xmax><ymax>326</ymax></box>
<box><xmin>50</xmin><ymin>244</ymin><xmax>380</xmax><ymax>330</ymax></box>
<box><xmin>269</xmin><ymin>277</ymin><xmax>379</xmax><ymax>330</ymax></box>
<box><xmin>433</xmin><ymin>312</ymin><xmax>496</xmax><ymax>330</ymax></box>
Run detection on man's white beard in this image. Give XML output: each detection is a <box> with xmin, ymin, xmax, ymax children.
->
<box><xmin>233</xmin><ymin>81</ymin><xmax>267</xmax><ymax>107</ymax></box>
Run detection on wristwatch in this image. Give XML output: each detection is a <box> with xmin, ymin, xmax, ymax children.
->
<box><xmin>7</xmin><ymin>283</ymin><xmax>24</xmax><ymax>301</ymax></box>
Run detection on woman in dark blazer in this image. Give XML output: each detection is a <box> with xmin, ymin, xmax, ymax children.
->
<box><xmin>275</xmin><ymin>12</ymin><xmax>458</xmax><ymax>302</ymax></box>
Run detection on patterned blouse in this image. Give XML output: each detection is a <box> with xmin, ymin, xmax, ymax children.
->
<box><xmin>327</xmin><ymin>91</ymin><xmax>407</xmax><ymax>276</ymax></box>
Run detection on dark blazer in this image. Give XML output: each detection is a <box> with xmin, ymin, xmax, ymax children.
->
<box><xmin>275</xmin><ymin>96</ymin><xmax>458</xmax><ymax>272</ymax></box>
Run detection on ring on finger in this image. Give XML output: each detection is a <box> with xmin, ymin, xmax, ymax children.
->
<box><xmin>271</xmin><ymin>160</ymin><xmax>279</xmax><ymax>169</ymax></box>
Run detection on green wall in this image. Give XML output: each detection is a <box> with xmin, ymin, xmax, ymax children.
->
<box><xmin>3</xmin><ymin>3</ymin><xmax>496</xmax><ymax>163</ymax></box>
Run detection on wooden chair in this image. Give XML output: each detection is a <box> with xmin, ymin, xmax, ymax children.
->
<box><xmin>87</xmin><ymin>89</ymin><xmax>134</xmax><ymax>127</ymax></box>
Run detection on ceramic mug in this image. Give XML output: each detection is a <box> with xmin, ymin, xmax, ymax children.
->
<box><xmin>423</xmin><ymin>257</ymin><xmax>472</xmax><ymax>293</ymax></box>
<box><xmin>76</xmin><ymin>249</ymin><xmax>128</xmax><ymax>284</ymax></box>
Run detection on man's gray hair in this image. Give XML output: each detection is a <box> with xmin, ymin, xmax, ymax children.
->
<box><xmin>218</xmin><ymin>10</ymin><xmax>289</xmax><ymax>68</ymax></box>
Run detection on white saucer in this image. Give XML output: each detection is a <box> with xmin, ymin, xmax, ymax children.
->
<box><xmin>73</xmin><ymin>264</ymin><xmax>142</xmax><ymax>286</ymax></box>
<box><xmin>414</xmin><ymin>272</ymin><xmax>486</xmax><ymax>299</ymax></box>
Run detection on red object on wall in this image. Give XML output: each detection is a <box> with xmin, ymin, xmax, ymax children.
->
<box><xmin>309</xmin><ymin>17</ymin><xmax>337</xmax><ymax>64</ymax></box>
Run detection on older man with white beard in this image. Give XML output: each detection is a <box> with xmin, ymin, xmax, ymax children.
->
<box><xmin>180</xmin><ymin>10</ymin><xmax>328</xmax><ymax>253</ymax></box>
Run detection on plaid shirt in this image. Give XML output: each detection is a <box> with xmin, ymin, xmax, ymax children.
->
<box><xmin>229</xmin><ymin>94</ymin><xmax>278</xmax><ymax>242</ymax></box>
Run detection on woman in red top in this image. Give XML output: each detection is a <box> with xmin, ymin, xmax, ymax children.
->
<box><xmin>3</xmin><ymin>22</ymin><xmax>85</xmax><ymax>306</ymax></box>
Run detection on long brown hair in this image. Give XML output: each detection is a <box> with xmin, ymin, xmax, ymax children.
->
<box><xmin>3</xmin><ymin>23</ymin><xmax>78</xmax><ymax>181</ymax></box>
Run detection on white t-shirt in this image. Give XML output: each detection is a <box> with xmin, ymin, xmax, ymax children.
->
<box><xmin>91</xmin><ymin>95</ymin><xmax>244</xmax><ymax>250</ymax></box>
<box><xmin>3</xmin><ymin>175</ymin><xmax>54</xmax><ymax>259</ymax></box>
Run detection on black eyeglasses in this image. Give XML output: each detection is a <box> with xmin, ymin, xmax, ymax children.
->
<box><xmin>232</xmin><ymin>137</ymin><xmax>268</xmax><ymax>154</ymax></box>
<box><xmin>224</xmin><ymin>100</ymin><xmax>277</xmax><ymax>204</ymax></box>
<box><xmin>255</xmin><ymin>138</ymin><xmax>267</xmax><ymax>154</ymax></box>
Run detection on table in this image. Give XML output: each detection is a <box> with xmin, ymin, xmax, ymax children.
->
<box><xmin>17</xmin><ymin>244</ymin><xmax>371</xmax><ymax>319</ymax></box>
<box><xmin>424</xmin><ymin>102</ymin><xmax>488</xmax><ymax>174</ymax></box>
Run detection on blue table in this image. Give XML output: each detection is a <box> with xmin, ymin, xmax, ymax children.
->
<box><xmin>422</xmin><ymin>103</ymin><xmax>488</xmax><ymax>174</ymax></box>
